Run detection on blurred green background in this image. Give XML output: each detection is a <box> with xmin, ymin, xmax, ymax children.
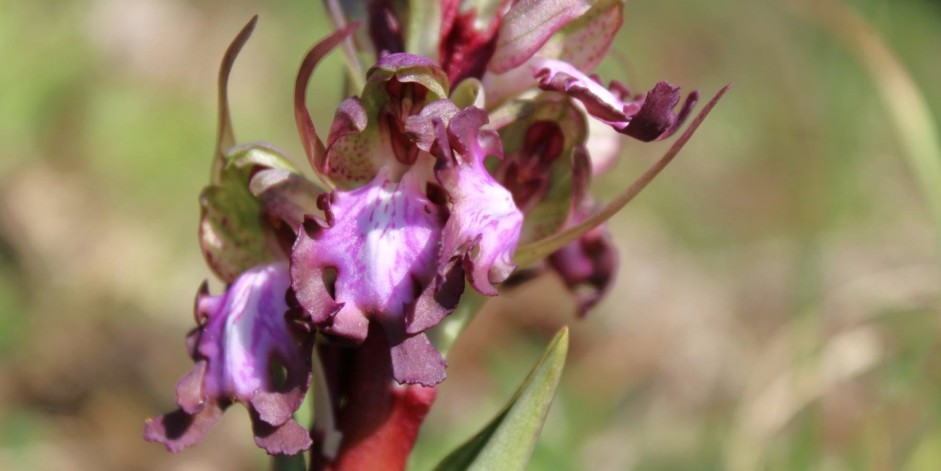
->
<box><xmin>2</xmin><ymin>0</ymin><xmax>941</xmax><ymax>469</ymax></box>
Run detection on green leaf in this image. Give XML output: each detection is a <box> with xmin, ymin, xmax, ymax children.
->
<box><xmin>432</xmin><ymin>327</ymin><xmax>569</xmax><ymax>471</ymax></box>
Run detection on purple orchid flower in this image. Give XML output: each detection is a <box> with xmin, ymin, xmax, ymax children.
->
<box><xmin>146</xmin><ymin>1</ymin><xmax>728</xmax><ymax>463</ymax></box>
<box><xmin>144</xmin><ymin>263</ymin><xmax>314</xmax><ymax>455</ymax></box>
<box><xmin>291</xmin><ymin>28</ymin><xmax>524</xmax><ymax>387</ymax></box>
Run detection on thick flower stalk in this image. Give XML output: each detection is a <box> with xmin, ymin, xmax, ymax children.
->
<box><xmin>145</xmin><ymin>0</ymin><xmax>727</xmax><ymax>467</ymax></box>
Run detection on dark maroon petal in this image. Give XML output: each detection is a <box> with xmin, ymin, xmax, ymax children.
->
<box><xmin>406</xmin><ymin>260</ymin><xmax>466</xmax><ymax>335</ymax></box>
<box><xmin>386</xmin><ymin>325</ymin><xmax>448</xmax><ymax>386</ymax></box>
<box><xmin>250</xmin><ymin>347</ymin><xmax>313</xmax><ymax>427</ymax></box>
<box><xmin>143</xmin><ymin>403</ymin><xmax>226</xmax><ymax>453</ymax></box>
<box><xmin>367</xmin><ymin>0</ymin><xmax>405</xmax><ymax>56</ymax></box>
<box><xmin>547</xmin><ymin>223</ymin><xmax>618</xmax><ymax>317</ymax></box>
<box><xmin>623</xmin><ymin>82</ymin><xmax>700</xmax><ymax>142</ymax></box>
<box><xmin>250</xmin><ymin>409</ymin><xmax>313</xmax><ymax>456</ymax></box>
<box><xmin>438</xmin><ymin>0</ymin><xmax>502</xmax><ymax>84</ymax></box>
<box><xmin>536</xmin><ymin>59</ymin><xmax>699</xmax><ymax>142</ymax></box>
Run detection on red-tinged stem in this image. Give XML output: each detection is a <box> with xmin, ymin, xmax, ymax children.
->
<box><xmin>311</xmin><ymin>325</ymin><xmax>437</xmax><ymax>471</ymax></box>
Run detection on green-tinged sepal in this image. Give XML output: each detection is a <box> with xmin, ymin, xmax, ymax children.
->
<box><xmin>200</xmin><ymin>142</ymin><xmax>319</xmax><ymax>283</ymax></box>
<box><xmin>492</xmin><ymin>97</ymin><xmax>589</xmax><ymax>244</ymax></box>
<box><xmin>226</xmin><ymin>142</ymin><xmax>298</xmax><ymax>173</ymax></box>
<box><xmin>514</xmin><ymin>84</ymin><xmax>731</xmax><ymax>267</ymax></box>
<box><xmin>450</xmin><ymin>78</ymin><xmax>486</xmax><ymax>109</ymax></box>
<box><xmin>433</xmin><ymin>327</ymin><xmax>569</xmax><ymax>471</ymax></box>
<box><xmin>198</xmin><ymin>158</ymin><xmax>272</xmax><ymax>284</ymax></box>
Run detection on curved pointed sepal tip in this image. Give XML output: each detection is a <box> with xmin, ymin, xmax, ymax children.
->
<box><xmin>212</xmin><ymin>15</ymin><xmax>259</xmax><ymax>183</ymax></box>
<box><xmin>294</xmin><ymin>23</ymin><xmax>361</xmax><ymax>181</ymax></box>
<box><xmin>431</xmin><ymin>327</ymin><xmax>569</xmax><ymax>471</ymax></box>
<box><xmin>513</xmin><ymin>84</ymin><xmax>731</xmax><ymax>267</ymax></box>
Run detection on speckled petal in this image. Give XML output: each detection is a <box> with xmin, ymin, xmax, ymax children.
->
<box><xmin>295</xmin><ymin>25</ymin><xmax>360</xmax><ymax>183</ymax></box>
<box><xmin>483</xmin><ymin>0</ymin><xmax>623</xmax><ymax>106</ymax></box>
<box><xmin>315</xmin><ymin>54</ymin><xmax>452</xmax><ymax>187</ymax></box>
<box><xmin>488</xmin><ymin>0</ymin><xmax>591</xmax><ymax>73</ymax></box>
<box><xmin>435</xmin><ymin>107</ymin><xmax>523</xmax><ymax>295</ymax></box>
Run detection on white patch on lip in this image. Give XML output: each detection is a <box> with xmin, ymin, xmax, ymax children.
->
<box><xmin>208</xmin><ymin>263</ymin><xmax>292</xmax><ymax>401</ymax></box>
<box><xmin>320</xmin><ymin>168</ymin><xmax>443</xmax><ymax>321</ymax></box>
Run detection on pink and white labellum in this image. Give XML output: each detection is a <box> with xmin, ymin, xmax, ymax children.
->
<box><xmin>144</xmin><ymin>263</ymin><xmax>314</xmax><ymax>455</ymax></box>
<box><xmin>292</xmin><ymin>27</ymin><xmax>524</xmax><ymax>387</ymax></box>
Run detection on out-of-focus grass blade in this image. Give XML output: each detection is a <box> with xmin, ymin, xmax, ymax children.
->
<box><xmin>432</xmin><ymin>327</ymin><xmax>569</xmax><ymax>471</ymax></box>
<box><xmin>798</xmin><ymin>0</ymin><xmax>941</xmax><ymax>247</ymax></box>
